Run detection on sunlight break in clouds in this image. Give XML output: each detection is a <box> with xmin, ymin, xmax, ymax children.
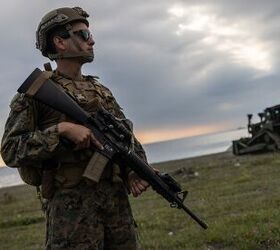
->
<box><xmin>168</xmin><ymin>5</ymin><xmax>272</xmax><ymax>72</ymax></box>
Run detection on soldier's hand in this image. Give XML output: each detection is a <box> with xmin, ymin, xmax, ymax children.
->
<box><xmin>57</xmin><ymin>122</ymin><xmax>103</xmax><ymax>150</ymax></box>
<box><xmin>127</xmin><ymin>171</ymin><xmax>149</xmax><ymax>197</ymax></box>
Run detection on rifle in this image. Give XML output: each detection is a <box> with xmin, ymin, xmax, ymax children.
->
<box><xmin>18</xmin><ymin>68</ymin><xmax>208</xmax><ymax>229</ymax></box>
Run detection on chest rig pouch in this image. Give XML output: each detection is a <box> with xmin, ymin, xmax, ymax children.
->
<box><xmin>52</xmin><ymin>73</ymin><xmax>124</xmax><ymax>187</ymax></box>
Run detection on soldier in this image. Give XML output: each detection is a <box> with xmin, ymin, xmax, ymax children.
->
<box><xmin>1</xmin><ymin>7</ymin><xmax>149</xmax><ymax>249</ymax></box>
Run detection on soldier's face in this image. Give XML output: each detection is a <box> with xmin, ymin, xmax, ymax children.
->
<box><xmin>67</xmin><ymin>22</ymin><xmax>95</xmax><ymax>63</ymax></box>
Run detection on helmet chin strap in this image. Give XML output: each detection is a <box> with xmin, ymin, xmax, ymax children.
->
<box><xmin>48</xmin><ymin>51</ymin><xmax>94</xmax><ymax>62</ymax></box>
<box><xmin>48</xmin><ymin>30</ymin><xmax>94</xmax><ymax>62</ymax></box>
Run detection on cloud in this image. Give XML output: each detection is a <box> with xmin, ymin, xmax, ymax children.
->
<box><xmin>0</xmin><ymin>0</ymin><xmax>280</xmax><ymax>144</ymax></box>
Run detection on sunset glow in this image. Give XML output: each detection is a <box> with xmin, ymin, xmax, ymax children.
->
<box><xmin>136</xmin><ymin>123</ymin><xmax>230</xmax><ymax>144</ymax></box>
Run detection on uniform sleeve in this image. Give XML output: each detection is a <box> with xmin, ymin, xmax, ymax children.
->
<box><xmin>1</xmin><ymin>93</ymin><xmax>61</xmax><ymax>168</ymax></box>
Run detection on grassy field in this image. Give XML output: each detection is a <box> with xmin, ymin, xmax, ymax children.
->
<box><xmin>0</xmin><ymin>151</ymin><xmax>280</xmax><ymax>249</ymax></box>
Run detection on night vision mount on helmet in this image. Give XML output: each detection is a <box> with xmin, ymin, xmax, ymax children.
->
<box><xmin>36</xmin><ymin>7</ymin><xmax>93</xmax><ymax>61</ymax></box>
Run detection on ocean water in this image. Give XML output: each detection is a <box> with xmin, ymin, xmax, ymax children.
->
<box><xmin>0</xmin><ymin>128</ymin><xmax>248</xmax><ymax>188</ymax></box>
<box><xmin>144</xmin><ymin>128</ymin><xmax>248</xmax><ymax>163</ymax></box>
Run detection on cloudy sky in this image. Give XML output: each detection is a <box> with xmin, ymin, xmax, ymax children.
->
<box><xmin>0</xmin><ymin>0</ymin><xmax>280</xmax><ymax>165</ymax></box>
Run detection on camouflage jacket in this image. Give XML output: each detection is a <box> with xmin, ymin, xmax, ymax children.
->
<box><xmin>1</xmin><ymin>72</ymin><xmax>146</xmax><ymax>176</ymax></box>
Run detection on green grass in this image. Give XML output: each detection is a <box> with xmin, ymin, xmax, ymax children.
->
<box><xmin>1</xmin><ymin>152</ymin><xmax>280</xmax><ymax>249</ymax></box>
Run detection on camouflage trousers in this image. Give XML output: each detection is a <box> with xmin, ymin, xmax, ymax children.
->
<box><xmin>45</xmin><ymin>179</ymin><xmax>139</xmax><ymax>250</ymax></box>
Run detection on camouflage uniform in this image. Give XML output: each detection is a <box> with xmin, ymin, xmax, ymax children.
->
<box><xmin>1</xmin><ymin>72</ymin><xmax>145</xmax><ymax>249</ymax></box>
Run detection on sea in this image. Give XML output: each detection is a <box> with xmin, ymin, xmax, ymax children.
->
<box><xmin>0</xmin><ymin>128</ymin><xmax>248</xmax><ymax>188</ymax></box>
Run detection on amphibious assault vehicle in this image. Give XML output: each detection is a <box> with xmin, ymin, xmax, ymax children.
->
<box><xmin>232</xmin><ymin>104</ymin><xmax>280</xmax><ymax>155</ymax></box>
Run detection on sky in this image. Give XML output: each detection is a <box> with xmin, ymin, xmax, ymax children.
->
<box><xmin>1</xmin><ymin>0</ymin><xmax>280</xmax><ymax>165</ymax></box>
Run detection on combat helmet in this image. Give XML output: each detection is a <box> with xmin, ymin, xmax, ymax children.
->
<box><xmin>36</xmin><ymin>7</ymin><xmax>92</xmax><ymax>60</ymax></box>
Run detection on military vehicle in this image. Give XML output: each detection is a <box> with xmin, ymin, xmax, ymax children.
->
<box><xmin>232</xmin><ymin>104</ymin><xmax>280</xmax><ymax>155</ymax></box>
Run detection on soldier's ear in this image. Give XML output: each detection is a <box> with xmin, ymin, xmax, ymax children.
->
<box><xmin>53</xmin><ymin>36</ymin><xmax>67</xmax><ymax>52</ymax></box>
